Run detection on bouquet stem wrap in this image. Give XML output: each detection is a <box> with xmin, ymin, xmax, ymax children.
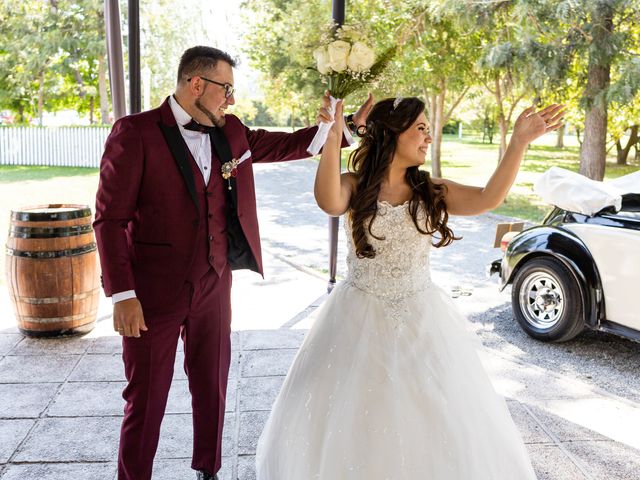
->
<box><xmin>307</xmin><ymin>95</ymin><xmax>339</xmax><ymax>156</ymax></box>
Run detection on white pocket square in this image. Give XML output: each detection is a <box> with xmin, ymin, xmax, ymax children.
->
<box><xmin>238</xmin><ymin>149</ymin><xmax>251</xmax><ymax>164</ymax></box>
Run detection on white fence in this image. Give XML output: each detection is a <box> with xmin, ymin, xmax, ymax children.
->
<box><xmin>0</xmin><ymin>126</ymin><xmax>111</xmax><ymax>168</ymax></box>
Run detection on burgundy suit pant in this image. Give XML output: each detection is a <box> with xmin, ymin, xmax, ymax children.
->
<box><xmin>117</xmin><ymin>267</ymin><xmax>232</xmax><ymax>480</ymax></box>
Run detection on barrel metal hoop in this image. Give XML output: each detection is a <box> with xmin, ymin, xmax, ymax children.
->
<box><xmin>18</xmin><ymin>310</ymin><xmax>98</xmax><ymax>324</ymax></box>
<box><xmin>11</xmin><ymin>207</ymin><xmax>92</xmax><ymax>222</ymax></box>
<box><xmin>10</xmin><ymin>288</ymin><xmax>101</xmax><ymax>305</ymax></box>
<box><xmin>9</xmin><ymin>224</ymin><xmax>94</xmax><ymax>239</ymax></box>
<box><xmin>5</xmin><ymin>243</ymin><xmax>97</xmax><ymax>258</ymax></box>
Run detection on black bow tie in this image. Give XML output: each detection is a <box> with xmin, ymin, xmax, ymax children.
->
<box><xmin>183</xmin><ymin>119</ymin><xmax>216</xmax><ymax>134</ymax></box>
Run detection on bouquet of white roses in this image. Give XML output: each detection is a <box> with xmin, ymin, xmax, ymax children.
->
<box><xmin>308</xmin><ymin>24</ymin><xmax>394</xmax><ymax>154</ymax></box>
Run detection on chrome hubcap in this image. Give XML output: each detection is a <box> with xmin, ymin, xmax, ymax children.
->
<box><xmin>519</xmin><ymin>272</ymin><xmax>565</xmax><ymax>329</ymax></box>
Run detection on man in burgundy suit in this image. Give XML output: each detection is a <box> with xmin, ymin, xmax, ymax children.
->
<box><xmin>94</xmin><ymin>46</ymin><xmax>371</xmax><ymax>480</ymax></box>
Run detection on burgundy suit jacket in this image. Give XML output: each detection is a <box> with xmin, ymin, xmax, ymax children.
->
<box><xmin>94</xmin><ymin>97</ymin><xmax>320</xmax><ymax>310</ymax></box>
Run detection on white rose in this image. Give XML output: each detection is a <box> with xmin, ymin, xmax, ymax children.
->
<box><xmin>347</xmin><ymin>42</ymin><xmax>375</xmax><ymax>72</ymax></box>
<box><xmin>327</xmin><ymin>40</ymin><xmax>351</xmax><ymax>73</ymax></box>
<box><xmin>313</xmin><ymin>47</ymin><xmax>332</xmax><ymax>75</ymax></box>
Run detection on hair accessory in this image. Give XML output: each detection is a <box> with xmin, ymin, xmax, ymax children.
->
<box><xmin>393</xmin><ymin>96</ymin><xmax>404</xmax><ymax>110</ymax></box>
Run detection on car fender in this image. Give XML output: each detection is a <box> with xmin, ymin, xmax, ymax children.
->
<box><xmin>500</xmin><ymin>225</ymin><xmax>604</xmax><ymax>328</ymax></box>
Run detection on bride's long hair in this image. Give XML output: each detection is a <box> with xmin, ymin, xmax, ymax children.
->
<box><xmin>348</xmin><ymin>97</ymin><xmax>458</xmax><ymax>258</ymax></box>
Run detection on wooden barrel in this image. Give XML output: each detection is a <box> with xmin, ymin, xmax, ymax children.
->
<box><xmin>5</xmin><ymin>204</ymin><xmax>99</xmax><ymax>337</ymax></box>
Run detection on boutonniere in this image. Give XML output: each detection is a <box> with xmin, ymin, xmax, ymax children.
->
<box><xmin>221</xmin><ymin>150</ymin><xmax>251</xmax><ymax>190</ymax></box>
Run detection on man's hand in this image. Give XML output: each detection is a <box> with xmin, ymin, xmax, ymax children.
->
<box><xmin>317</xmin><ymin>90</ymin><xmax>334</xmax><ymax>124</ymax></box>
<box><xmin>113</xmin><ymin>298</ymin><xmax>147</xmax><ymax>338</ymax></box>
<box><xmin>351</xmin><ymin>92</ymin><xmax>374</xmax><ymax>129</ymax></box>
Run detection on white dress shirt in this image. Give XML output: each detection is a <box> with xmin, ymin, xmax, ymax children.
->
<box><xmin>168</xmin><ymin>95</ymin><xmax>213</xmax><ymax>185</ymax></box>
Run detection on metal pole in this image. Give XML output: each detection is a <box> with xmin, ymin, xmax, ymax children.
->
<box><xmin>328</xmin><ymin>0</ymin><xmax>345</xmax><ymax>293</ymax></box>
<box><xmin>128</xmin><ymin>0</ymin><xmax>141</xmax><ymax>114</ymax></box>
<box><xmin>332</xmin><ymin>0</ymin><xmax>345</xmax><ymax>26</ymax></box>
<box><xmin>104</xmin><ymin>0</ymin><xmax>126</xmax><ymax>120</ymax></box>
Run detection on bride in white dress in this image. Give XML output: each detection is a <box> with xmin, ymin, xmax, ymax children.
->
<box><xmin>256</xmin><ymin>95</ymin><xmax>564</xmax><ymax>479</ymax></box>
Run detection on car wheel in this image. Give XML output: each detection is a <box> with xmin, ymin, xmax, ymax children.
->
<box><xmin>511</xmin><ymin>257</ymin><xmax>585</xmax><ymax>342</ymax></box>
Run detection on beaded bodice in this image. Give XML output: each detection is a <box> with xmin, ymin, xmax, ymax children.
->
<box><xmin>344</xmin><ymin>201</ymin><xmax>432</xmax><ymax>303</ymax></box>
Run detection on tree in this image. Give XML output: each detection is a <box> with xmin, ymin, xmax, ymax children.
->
<box><xmin>0</xmin><ymin>0</ymin><xmax>215</xmax><ymax>124</ymax></box>
<box><xmin>243</xmin><ymin>0</ymin><xmax>416</xmax><ymax>128</ymax></box>
<box><xmin>579</xmin><ymin>1</ymin><xmax>615</xmax><ymax>179</ymax></box>
<box><xmin>442</xmin><ymin>0</ymin><xmax>538</xmax><ymax>161</ymax></box>
<box><xmin>57</xmin><ymin>0</ymin><xmax>110</xmax><ymax>124</ymax></box>
<box><xmin>0</xmin><ymin>0</ymin><xmax>66</xmax><ymax>124</ymax></box>
<box><xmin>607</xmin><ymin>53</ymin><xmax>640</xmax><ymax>165</ymax></box>
<box><xmin>477</xmin><ymin>4</ymin><xmax>578</xmax><ymax>160</ymax></box>
<box><xmin>520</xmin><ymin>0</ymin><xmax>640</xmax><ymax>179</ymax></box>
<box><xmin>137</xmin><ymin>0</ymin><xmax>209</xmax><ymax>108</ymax></box>
<box><xmin>609</xmin><ymin>97</ymin><xmax>640</xmax><ymax>165</ymax></box>
<box><xmin>242</xmin><ymin>0</ymin><xmax>329</xmax><ymax>126</ymax></box>
<box><xmin>0</xmin><ymin>0</ymin><xmax>110</xmax><ymax>124</ymax></box>
<box><xmin>392</xmin><ymin>6</ymin><xmax>480</xmax><ymax>177</ymax></box>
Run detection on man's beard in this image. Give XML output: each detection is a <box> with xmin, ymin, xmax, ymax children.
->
<box><xmin>195</xmin><ymin>98</ymin><xmax>225</xmax><ymax>127</ymax></box>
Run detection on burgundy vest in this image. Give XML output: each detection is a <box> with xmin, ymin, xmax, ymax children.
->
<box><xmin>186</xmin><ymin>154</ymin><xmax>227</xmax><ymax>282</ymax></box>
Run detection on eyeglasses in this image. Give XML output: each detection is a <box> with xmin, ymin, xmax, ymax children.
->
<box><xmin>188</xmin><ymin>76</ymin><xmax>235</xmax><ymax>98</ymax></box>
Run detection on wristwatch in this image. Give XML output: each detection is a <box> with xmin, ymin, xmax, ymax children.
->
<box><xmin>345</xmin><ymin>114</ymin><xmax>366</xmax><ymax>137</ymax></box>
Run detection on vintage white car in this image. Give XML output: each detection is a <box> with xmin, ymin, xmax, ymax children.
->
<box><xmin>491</xmin><ymin>168</ymin><xmax>640</xmax><ymax>342</ymax></box>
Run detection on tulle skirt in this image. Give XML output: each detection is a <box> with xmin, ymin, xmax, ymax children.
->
<box><xmin>255</xmin><ymin>280</ymin><xmax>537</xmax><ymax>479</ymax></box>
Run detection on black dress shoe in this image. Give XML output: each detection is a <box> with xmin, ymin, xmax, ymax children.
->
<box><xmin>195</xmin><ymin>471</ymin><xmax>218</xmax><ymax>480</ymax></box>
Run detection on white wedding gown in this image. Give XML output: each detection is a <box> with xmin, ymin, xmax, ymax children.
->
<box><xmin>255</xmin><ymin>201</ymin><xmax>537</xmax><ymax>479</ymax></box>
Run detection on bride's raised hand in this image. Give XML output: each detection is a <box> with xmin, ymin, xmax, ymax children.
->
<box><xmin>314</xmin><ymin>93</ymin><xmax>350</xmax><ymax>216</ymax></box>
<box><xmin>511</xmin><ymin>104</ymin><xmax>565</xmax><ymax>145</ymax></box>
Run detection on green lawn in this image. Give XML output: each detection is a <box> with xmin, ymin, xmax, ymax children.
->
<box><xmin>0</xmin><ymin>165</ymin><xmax>98</xmax><ymax>184</ymax></box>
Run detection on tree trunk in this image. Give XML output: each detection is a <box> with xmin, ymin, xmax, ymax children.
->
<box><xmin>430</xmin><ymin>83</ymin><xmax>445</xmax><ymax>179</ymax></box>
<box><xmin>615</xmin><ymin>140</ymin><xmax>624</xmax><ymax>165</ymax></box>
<box><xmin>580</xmin><ymin>95</ymin><xmax>608</xmax><ymax>180</ymax></box>
<box><xmin>75</xmin><ymin>70</ymin><xmax>86</xmax><ymax>98</ymax></box>
<box><xmin>89</xmin><ymin>97</ymin><xmax>95</xmax><ymax>124</ymax></box>
<box><xmin>427</xmin><ymin>93</ymin><xmax>436</xmax><ymax>138</ymax></box>
<box><xmin>425</xmin><ymin>92</ymin><xmax>436</xmax><ymax>173</ymax></box>
<box><xmin>98</xmin><ymin>56</ymin><xmax>110</xmax><ymax>124</ymax></box>
<box><xmin>493</xmin><ymin>77</ymin><xmax>508</xmax><ymax>161</ymax></box>
<box><xmin>555</xmin><ymin>123</ymin><xmax>565</xmax><ymax>149</ymax></box>
<box><xmin>497</xmin><ymin>114</ymin><xmax>508</xmax><ymax>162</ymax></box>
<box><xmin>579</xmin><ymin>3</ymin><xmax>613</xmax><ymax>181</ymax></box>
<box><xmin>37</xmin><ymin>72</ymin><xmax>45</xmax><ymax>126</ymax></box>
<box><xmin>576</xmin><ymin>127</ymin><xmax>581</xmax><ymax>145</ymax></box>
<box><xmin>616</xmin><ymin>125</ymin><xmax>638</xmax><ymax>165</ymax></box>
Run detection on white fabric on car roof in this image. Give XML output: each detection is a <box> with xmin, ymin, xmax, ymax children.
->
<box><xmin>534</xmin><ymin>167</ymin><xmax>640</xmax><ymax>216</ymax></box>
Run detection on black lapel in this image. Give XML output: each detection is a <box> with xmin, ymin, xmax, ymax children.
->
<box><xmin>210</xmin><ymin>128</ymin><xmax>238</xmax><ymax>208</ymax></box>
<box><xmin>158</xmin><ymin>122</ymin><xmax>199</xmax><ymax>211</ymax></box>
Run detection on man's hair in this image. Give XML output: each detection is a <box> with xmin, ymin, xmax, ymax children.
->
<box><xmin>177</xmin><ymin>46</ymin><xmax>237</xmax><ymax>84</ymax></box>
